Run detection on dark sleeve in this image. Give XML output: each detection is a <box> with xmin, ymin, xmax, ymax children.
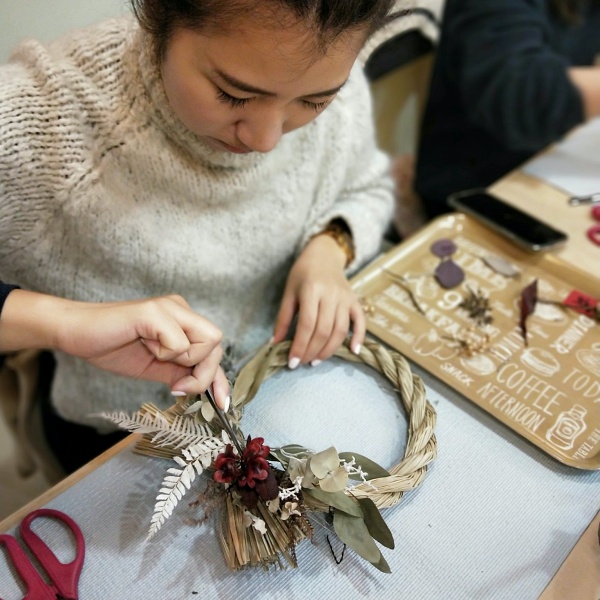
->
<box><xmin>0</xmin><ymin>281</ymin><xmax>19</xmax><ymax>317</ymax></box>
<box><xmin>443</xmin><ymin>0</ymin><xmax>585</xmax><ymax>152</ymax></box>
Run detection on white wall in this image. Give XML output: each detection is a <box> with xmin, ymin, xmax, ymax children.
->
<box><xmin>0</xmin><ymin>0</ymin><xmax>129</xmax><ymax>63</ymax></box>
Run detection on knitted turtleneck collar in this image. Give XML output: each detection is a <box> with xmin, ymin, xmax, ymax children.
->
<box><xmin>135</xmin><ymin>28</ymin><xmax>266</xmax><ymax>170</ymax></box>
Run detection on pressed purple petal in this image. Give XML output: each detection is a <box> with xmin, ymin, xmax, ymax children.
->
<box><xmin>431</xmin><ymin>238</ymin><xmax>457</xmax><ymax>258</ymax></box>
<box><xmin>435</xmin><ymin>260</ymin><xmax>465</xmax><ymax>288</ymax></box>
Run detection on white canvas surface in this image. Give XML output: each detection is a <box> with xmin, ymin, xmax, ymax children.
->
<box><xmin>2</xmin><ymin>358</ymin><xmax>598</xmax><ymax>600</ymax></box>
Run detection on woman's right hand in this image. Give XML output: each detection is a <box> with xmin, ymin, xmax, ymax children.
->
<box><xmin>0</xmin><ymin>291</ymin><xmax>230</xmax><ymax>409</ymax></box>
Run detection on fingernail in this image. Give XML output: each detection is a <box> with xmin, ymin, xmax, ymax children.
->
<box><xmin>223</xmin><ymin>396</ymin><xmax>231</xmax><ymax>413</ymax></box>
<box><xmin>352</xmin><ymin>343</ymin><xmax>362</xmax><ymax>355</ymax></box>
<box><xmin>268</xmin><ymin>336</ymin><xmax>275</xmax><ymax>346</ymax></box>
<box><xmin>310</xmin><ymin>359</ymin><xmax>322</xmax><ymax>367</ymax></box>
<box><xmin>288</xmin><ymin>356</ymin><xmax>300</xmax><ymax>370</ymax></box>
<box><xmin>171</xmin><ymin>390</ymin><xmax>187</xmax><ymax>397</ymax></box>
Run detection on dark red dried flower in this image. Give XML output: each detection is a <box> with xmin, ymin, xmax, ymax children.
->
<box><xmin>213</xmin><ymin>436</ymin><xmax>279</xmax><ymax>508</ymax></box>
<box><xmin>214</xmin><ymin>444</ymin><xmax>241</xmax><ymax>484</ymax></box>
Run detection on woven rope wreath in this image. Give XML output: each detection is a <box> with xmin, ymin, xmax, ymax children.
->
<box><xmin>103</xmin><ymin>336</ymin><xmax>437</xmax><ymax>572</ymax></box>
<box><xmin>231</xmin><ymin>337</ymin><xmax>438</xmax><ymax>509</ymax></box>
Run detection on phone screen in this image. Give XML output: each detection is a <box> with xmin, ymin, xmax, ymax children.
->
<box><xmin>448</xmin><ymin>191</ymin><xmax>568</xmax><ymax>251</ymax></box>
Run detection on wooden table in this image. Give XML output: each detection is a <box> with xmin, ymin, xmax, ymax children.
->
<box><xmin>490</xmin><ymin>168</ymin><xmax>600</xmax><ymax>279</ymax></box>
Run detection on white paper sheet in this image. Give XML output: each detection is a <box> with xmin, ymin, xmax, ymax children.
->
<box><xmin>523</xmin><ymin>117</ymin><xmax>600</xmax><ymax>197</ymax></box>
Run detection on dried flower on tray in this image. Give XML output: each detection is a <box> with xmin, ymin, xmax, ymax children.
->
<box><xmin>430</xmin><ymin>238</ymin><xmax>457</xmax><ymax>258</ymax></box>
<box><xmin>459</xmin><ymin>286</ymin><xmax>493</xmax><ymax>326</ymax></box>
<box><xmin>434</xmin><ymin>260</ymin><xmax>465</xmax><ymax>289</ymax></box>
<box><xmin>482</xmin><ymin>254</ymin><xmax>520</xmax><ymax>278</ymax></box>
<box><xmin>519</xmin><ymin>279</ymin><xmax>538</xmax><ymax>346</ymax></box>
<box><xmin>443</xmin><ymin>326</ymin><xmax>491</xmax><ymax>357</ymax></box>
<box><xmin>383</xmin><ymin>270</ymin><xmax>426</xmax><ymax>315</ymax></box>
<box><xmin>430</xmin><ymin>238</ymin><xmax>465</xmax><ymax>289</ymax></box>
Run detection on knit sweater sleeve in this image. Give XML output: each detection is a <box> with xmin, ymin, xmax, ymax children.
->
<box><xmin>299</xmin><ymin>63</ymin><xmax>394</xmax><ymax>273</ymax></box>
<box><xmin>443</xmin><ymin>0</ymin><xmax>585</xmax><ymax>152</ymax></box>
<box><xmin>0</xmin><ymin>20</ymin><xmax>133</xmax><ymax>289</ymax></box>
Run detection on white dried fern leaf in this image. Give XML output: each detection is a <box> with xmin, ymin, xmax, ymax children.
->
<box><xmin>150</xmin><ymin>414</ymin><xmax>214</xmax><ymax>448</ymax></box>
<box><xmin>98</xmin><ymin>410</ymin><xmax>169</xmax><ymax>434</ymax></box>
<box><xmin>147</xmin><ymin>436</ymin><xmax>226</xmax><ymax>539</ymax></box>
<box><xmin>99</xmin><ymin>409</ymin><xmax>215</xmax><ymax>449</ymax></box>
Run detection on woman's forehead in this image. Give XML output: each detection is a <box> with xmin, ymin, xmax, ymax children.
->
<box><xmin>172</xmin><ymin>21</ymin><xmax>364</xmax><ymax>93</ymax></box>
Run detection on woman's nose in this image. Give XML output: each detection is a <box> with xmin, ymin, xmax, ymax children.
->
<box><xmin>236</xmin><ymin>109</ymin><xmax>284</xmax><ymax>153</ymax></box>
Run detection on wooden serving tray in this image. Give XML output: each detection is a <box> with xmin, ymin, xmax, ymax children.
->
<box><xmin>352</xmin><ymin>214</ymin><xmax>600</xmax><ymax>470</ymax></box>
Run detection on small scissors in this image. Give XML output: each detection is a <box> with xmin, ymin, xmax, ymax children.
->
<box><xmin>588</xmin><ymin>204</ymin><xmax>600</xmax><ymax>246</ymax></box>
<box><xmin>0</xmin><ymin>508</ymin><xmax>85</xmax><ymax>600</ymax></box>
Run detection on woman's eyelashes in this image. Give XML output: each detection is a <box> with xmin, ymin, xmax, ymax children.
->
<box><xmin>302</xmin><ymin>99</ymin><xmax>330</xmax><ymax>113</ymax></box>
<box><xmin>216</xmin><ymin>89</ymin><xmax>251</xmax><ymax>108</ymax></box>
<box><xmin>216</xmin><ymin>87</ymin><xmax>332</xmax><ymax>112</ymax></box>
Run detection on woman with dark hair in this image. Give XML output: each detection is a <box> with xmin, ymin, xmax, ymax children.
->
<box><xmin>0</xmin><ymin>0</ymin><xmax>396</xmax><ymax>470</ymax></box>
<box><xmin>415</xmin><ymin>0</ymin><xmax>600</xmax><ymax>219</ymax></box>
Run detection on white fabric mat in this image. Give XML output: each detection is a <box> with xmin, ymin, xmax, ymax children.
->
<box><xmin>2</xmin><ymin>358</ymin><xmax>598</xmax><ymax>600</ymax></box>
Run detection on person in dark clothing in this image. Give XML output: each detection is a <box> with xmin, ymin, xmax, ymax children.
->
<box><xmin>415</xmin><ymin>0</ymin><xmax>600</xmax><ymax>219</ymax></box>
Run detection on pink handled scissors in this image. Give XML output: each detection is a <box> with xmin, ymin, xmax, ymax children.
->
<box><xmin>588</xmin><ymin>204</ymin><xmax>600</xmax><ymax>246</ymax></box>
<box><xmin>0</xmin><ymin>508</ymin><xmax>85</xmax><ymax>600</ymax></box>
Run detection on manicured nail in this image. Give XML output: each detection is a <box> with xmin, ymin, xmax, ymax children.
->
<box><xmin>223</xmin><ymin>396</ymin><xmax>231</xmax><ymax>413</ymax></box>
<box><xmin>171</xmin><ymin>390</ymin><xmax>186</xmax><ymax>397</ymax></box>
<box><xmin>352</xmin><ymin>343</ymin><xmax>362</xmax><ymax>355</ymax></box>
<box><xmin>268</xmin><ymin>336</ymin><xmax>275</xmax><ymax>346</ymax></box>
<box><xmin>288</xmin><ymin>356</ymin><xmax>300</xmax><ymax>370</ymax></box>
<box><xmin>310</xmin><ymin>359</ymin><xmax>322</xmax><ymax>367</ymax></box>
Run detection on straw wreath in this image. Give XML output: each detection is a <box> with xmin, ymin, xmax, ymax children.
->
<box><xmin>231</xmin><ymin>338</ymin><xmax>438</xmax><ymax>509</ymax></box>
<box><xmin>102</xmin><ymin>337</ymin><xmax>437</xmax><ymax>572</ymax></box>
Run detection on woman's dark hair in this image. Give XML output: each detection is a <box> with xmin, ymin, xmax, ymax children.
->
<box><xmin>131</xmin><ymin>0</ymin><xmax>398</xmax><ymax>60</ymax></box>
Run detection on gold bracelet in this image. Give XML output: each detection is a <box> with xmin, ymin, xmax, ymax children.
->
<box><xmin>314</xmin><ymin>220</ymin><xmax>355</xmax><ymax>268</ymax></box>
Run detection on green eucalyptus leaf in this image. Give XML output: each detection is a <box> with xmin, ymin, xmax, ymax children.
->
<box><xmin>304</xmin><ymin>488</ymin><xmax>362</xmax><ymax>518</ymax></box>
<box><xmin>279</xmin><ymin>444</ymin><xmax>312</xmax><ymax>457</ymax></box>
<box><xmin>357</xmin><ymin>497</ymin><xmax>395</xmax><ymax>549</ymax></box>
<box><xmin>333</xmin><ymin>512</ymin><xmax>381</xmax><ymax>564</ymax></box>
<box><xmin>308</xmin><ymin>446</ymin><xmax>340</xmax><ymax>479</ymax></box>
<box><xmin>338</xmin><ymin>452</ymin><xmax>391</xmax><ymax>481</ymax></box>
<box><xmin>371</xmin><ymin>551</ymin><xmax>392</xmax><ymax>574</ymax></box>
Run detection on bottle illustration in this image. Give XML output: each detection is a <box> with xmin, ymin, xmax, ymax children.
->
<box><xmin>545</xmin><ymin>405</ymin><xmax>587</xmax><ymax>451</ymax></box>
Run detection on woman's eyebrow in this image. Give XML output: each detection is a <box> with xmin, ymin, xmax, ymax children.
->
<box><xmin>214</xmin><ymin>68</ymin><xmax>347</xmax><ymax>99</ymax></box>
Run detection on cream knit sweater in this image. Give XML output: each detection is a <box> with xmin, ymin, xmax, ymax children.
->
<box><xmin>0</xmin><ymin>18</ymin><xmax>393</xmax><ymax>430</ymax></box>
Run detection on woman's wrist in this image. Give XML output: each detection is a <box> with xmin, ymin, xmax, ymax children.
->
<box><xmin>309</xmin><ymin>219</ymin><xmax>355</xmax><ymax>268</ymax></box>
<box><xmin>0</xmin><ymin>289</ymin><xmax>69</xmax><ymax>352</ymax></box>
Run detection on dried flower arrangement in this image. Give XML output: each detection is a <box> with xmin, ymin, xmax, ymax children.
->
<box><xmin>101</xmin><ymin>339</ymin><xmax>437</xmax><ymax>573</ymax></box>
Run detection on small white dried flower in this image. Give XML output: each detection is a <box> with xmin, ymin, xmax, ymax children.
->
<box><xmin>280</xmin><ymin>502</ymin><xmax>301</xmax><ymax>521</ymax></box>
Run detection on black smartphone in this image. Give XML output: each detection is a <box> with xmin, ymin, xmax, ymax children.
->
<box><xmin>448</xmin><ymin>189</ymin><xmax>568</xmax><ymax>252</ymax></box>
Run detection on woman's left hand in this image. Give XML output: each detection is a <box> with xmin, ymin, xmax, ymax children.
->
<box><xmin>271</xmin><ymin>234</ymin><xmax>364</xmax><ymax>367</ymax></box>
